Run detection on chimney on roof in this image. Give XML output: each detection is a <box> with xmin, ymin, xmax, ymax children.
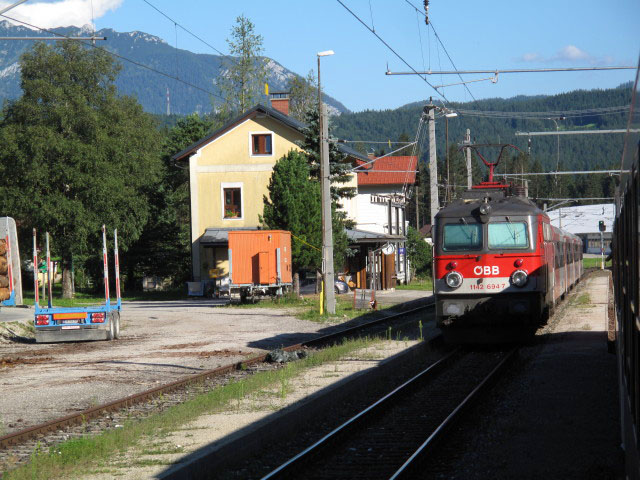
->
<box><xmin>367</xmin><ymin>152</ymin><xmax>376</xmax><ymax>159</ymax></box>
<box><xmin>270</xmin><ymin>92</ymin><xmax>290</xmax><ymax>116</ymax></box>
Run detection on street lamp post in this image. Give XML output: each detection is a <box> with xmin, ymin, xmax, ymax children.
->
<box><xmin>317</xmin><ymin>50</ymin><xmax>335</xmax><ymax>315</ymax></box>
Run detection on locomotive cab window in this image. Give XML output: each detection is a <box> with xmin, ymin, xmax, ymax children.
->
<box><xmin>488</xmin><ymin>222</ymin><xmax>529</xmax><ymax>249</ymax></box>
<box><xmin>442</xmin><ymin>223</ymin><xmax>482</xmax><ymax>251</ymax></box>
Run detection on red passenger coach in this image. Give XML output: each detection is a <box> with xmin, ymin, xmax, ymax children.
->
<box><xmin>433</xmin><ymin>146</ymin><xmax>582</xmax><ymax>341</ymax></box>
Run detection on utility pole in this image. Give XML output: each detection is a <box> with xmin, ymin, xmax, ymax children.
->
<box><xmin>320</xmin><ymin>102</ymin><xmax>335</xmax><ymax>313</ymax></box>
<box><xmin>425</xmin><ymin>102</ymin><xmax>438</xmax><ymax>233</ymax></box>
<box><xmin>318</xmin><ymin>50</ymin><xmax>335</xmax><ymax>315</ymax></box>
<box><xmin>465</xmin><ymin>129</ymin><xmax>472</xmax><ymax>189</ymax></box>
<box><xmin>415</xmin><ymin>185</ymin><xmax>420</xmax><ymax>228</ymax></box>
<box><xmin>445</xmin><ymin>115</ymin><xmax>449</xmax><ymax>203</ymax></box>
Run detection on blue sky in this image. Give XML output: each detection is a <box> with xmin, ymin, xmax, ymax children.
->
<box><xmin>2</xmin><ymin>0</ymin><xmax>639</xmax><ymax>111</ymax></box>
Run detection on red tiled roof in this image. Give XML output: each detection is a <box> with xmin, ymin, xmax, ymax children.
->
<box><xmin>356</xmin><ymin>156</ymin><xmax>418</xmax><ymax>186</ymax></box>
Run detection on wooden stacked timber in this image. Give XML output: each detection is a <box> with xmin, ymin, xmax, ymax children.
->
<box><xmin>0</xmin><ymin>239</ymin><xmax>9</xmax><ymax>300</ymax></box>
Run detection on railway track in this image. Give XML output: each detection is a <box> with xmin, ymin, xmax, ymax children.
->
<box><xmin>260</xmin><ymin>346</ymin><xmax>517</xmax><ymax>480</ymax></box>
<box><xmin>0</xmin><ymin>301</ymin><xmax>433</xmax><ymax>472</ymax></box>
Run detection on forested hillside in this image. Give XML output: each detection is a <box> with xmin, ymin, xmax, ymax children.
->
<box><xmin>332</xmin><ymin>83</ymin><xmax>632</xmax><ymax>173</ymax></box>
<box><xmin>332</xmin><ymin>83</ymin><xmax>632</xmax><ymax>225</ymax></box>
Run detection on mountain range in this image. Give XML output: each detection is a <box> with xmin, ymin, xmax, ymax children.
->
<box><xmin>0</xmin><ymin>21</ymin><xmax>349</xmax><ymax>116</ymax></box>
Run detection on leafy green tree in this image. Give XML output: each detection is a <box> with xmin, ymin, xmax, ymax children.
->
<box><xmin>0</xmin><ymin>40</ymin><xmax>162</xmax><ymax>297</ymax></box>
<box><xmin>406</xmin><ymin>226</ymin><xmax>432</xmax><ymax>278</ymax></box>
<box><xmin>287</xmin><ymin>70</ymin><xmax>317</xmax><ymax>122</ymax></box>
<box><xmin>216</xmin><ymin>15</ymin><xmax>267</xmax><ymax>117</ymax></box>
<box><xmin>261</xmin><ymin>150</ymin><xmax>350</xmax><ymax>293</ymax></box>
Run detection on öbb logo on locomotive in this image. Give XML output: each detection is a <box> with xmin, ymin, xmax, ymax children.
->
<box><xmin>473</xmin><ymin>265</ymin><xmax>499</xmax><ymax>276</ymax></box>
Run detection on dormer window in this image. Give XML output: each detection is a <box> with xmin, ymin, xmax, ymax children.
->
<box><xmin>251</xmin><ymin>133</ymin><xmax>272</xmax><ymax>155</ymax></box>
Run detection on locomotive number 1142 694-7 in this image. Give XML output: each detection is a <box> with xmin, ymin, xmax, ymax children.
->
<box><xmin>473</xmin><ymin>266</ymin><xmax>499</xmax><ymax>276</ymax></box>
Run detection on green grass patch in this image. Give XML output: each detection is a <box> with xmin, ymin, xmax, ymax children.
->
<box><xmin>396</xmin><ymin>278</ymin><xmax>433</xmax><ymax>291</ymax></box>
<box><xmin>583</xmin><ymin>257</ymin><xmax>611</xmax><ymax>269</ymax></box>
<box><xmin>573</xmin><ymin>293</ymin><xmax>592</xmax><ymax>307</ymax></box>
<box><xmin>3</xmin><ymin>336</ymin><xmax>380</xmax><ymax>480</ymax></box>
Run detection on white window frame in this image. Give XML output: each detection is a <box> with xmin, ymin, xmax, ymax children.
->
<box><xmin>221</xmin><ymin>182</ymin><xmax>244</xmax><ymax>221</ymax></box>
<box><xmin>249</xmin><ymin>131</ymin><xmax>275</xmax><ymax>157</ymax></box>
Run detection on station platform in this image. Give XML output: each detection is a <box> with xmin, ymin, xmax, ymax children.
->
<box><xmin>424</xmin><ymin>270</ymin><xmax>624</xmax><ymax>478</ymax></box>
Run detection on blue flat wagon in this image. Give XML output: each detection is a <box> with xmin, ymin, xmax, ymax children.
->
<box><xmin>33</xmin><ymin>225</ymin><xmax>122</xmax><ymax>343</ymax></box>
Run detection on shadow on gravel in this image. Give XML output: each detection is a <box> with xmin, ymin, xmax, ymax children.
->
<box><xmin>0</xmin><ymin>333</ymin><xmax>35</xmax><ymax>344</ymax></box>
<box><xmin>156</xmin><ymin>340</ymin><xmax>435</xmax><ymax>480</ymax></box>
<box><xmin>156</xmin><ymin>328</ymin><xmax>623</xmax><ymax>480</ymax></box>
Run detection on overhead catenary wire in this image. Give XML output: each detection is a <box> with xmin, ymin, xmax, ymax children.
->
<box><xmin>455</xmin><ymin>105</ymin><xmax>630</xmax><ymax>119</ymax></box>
<box><xmin>141</xmin><ymin>0</ymin><xmax>230</xmax><ymax>59</ymax></box>
<box><xmin>336</xmin><ymin>0</ymin><xmax>450</xmax><ymax>105</ymax></box>
<box><xmin>351</xmin><ymin>142</ymin><xmax>419</xmax><ymax>172</ymax></box>
<box><xmin>0</xmin><ymin>14</ymin><xmax>225</xmax><ymax>101</ymax></box>
<box><xmin>404</xmin><ymin>1</ymin><xmax>479</xmax><ymax>105</ymax></box>
<box><xmin>387</xmin><ymin>66</ymin><xmax>636</xmax><ymax>75</ymax></box>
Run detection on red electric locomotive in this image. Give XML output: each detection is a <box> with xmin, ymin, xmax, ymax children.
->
<box><xmin>433</xmin><ymin>145</ymin><xmax>582</xmax><ymax>341</ymax></box>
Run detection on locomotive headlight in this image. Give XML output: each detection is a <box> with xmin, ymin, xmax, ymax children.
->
<box><xmin>445</xmin><ymin>271</ymin><xmax>463</xmax><ymax>289</ymax></box>
<box><xmin>479</xmin><ymin>203</ymin><xmax>492</xmax><ymax>215</ymax></box>
<box><xmin>511</xmin><ymin>269</ymin><xmax>528</xmax><ymax>287</ymax></box>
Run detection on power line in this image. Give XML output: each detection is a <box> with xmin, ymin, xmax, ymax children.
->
<box><xmin>336</xmin><ymin>140</ymin><xmax>414</xmax><ymax>144</ymax></box>
<box><xmin>387</xmin><ymin>66</ymin><xmax>636</xmax><ymax>75</ymax></box>
<box><xmin>336</xmin><ymin>0</ymin><xmax>450</xmax><ymax>104</ymax></box>
<box><xmin>141</xmin><ymin>0</ymin><xmax>230</xmax><ymax>59</ymax></box>
<box><xmin>516</xmin><ymin>128</ymin><xmax>637</xmax><ymax>136</ymax></box>
<box><xmin>536</xmin><ymin>197</ymin><xmax>614</xmax><ymax>201</ymax></box>
<box><xmin>496</xmin><ymin>170</ymin><xmax>627</xmax><ymax>177</ymax></box>
<box><xmin>0</xmin><ymin>14</ymin><xmax>224</xmax><ymax>101</ymax></box>
<box><xmin>404</xmin><ymin>1</ymin><xmax>479</xmax><ymax>104</ymax></box>
<box><xmin>456</xmin><ymin>105</ymin><xmax>629</xmax><ymax>119</ymax></box>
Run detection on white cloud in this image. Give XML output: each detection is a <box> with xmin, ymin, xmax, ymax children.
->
<box><xmin>519</xmin><ymin>45</ymin><xmax>613</xmax><ymax>65</ymax></box>
<box><xmin>0</xmin><ymin>0</ymin><xmax>123</xmax><ymax>30</ymax></box>
<box><xmin>521</xmin><ymin>52</ymin><xmax>541</xmax><ymax>62</ymax></box>
<box><xmin>554</xmin><ymin>45</ymin><xmax>590</xmax><ymax>62</ymax></box>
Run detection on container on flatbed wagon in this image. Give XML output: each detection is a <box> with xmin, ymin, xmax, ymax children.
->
<box><xmin>33</xmin><ymin>225</ymin><xmax>122</xmax><ymax>343</ymax></box>
<box><xmin>228</xmin><ymin>230</ymin><xmax>292</xmax><ymax>301</ymax></box>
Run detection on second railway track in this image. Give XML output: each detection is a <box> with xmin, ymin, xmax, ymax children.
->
<box><xmin>260</xmin><ymin>347</ymin><xmax>517</xmax><ymax>480</ymax></box>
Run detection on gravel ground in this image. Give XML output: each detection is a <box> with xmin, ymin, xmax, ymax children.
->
<box><xmin>0</xmin><ymin>300</ymin><xmax>327</xmax><ymax>433</ymax></box>
<box><xmin>0</xmin><ymin>291</ymin><xmax>430</xmax><ymax>435</ymax></box>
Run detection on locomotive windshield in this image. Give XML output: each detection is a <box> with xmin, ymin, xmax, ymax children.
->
<box><xmin>488</xmin><ymin>222</ymin><xmax>529</xmax><ymax>249</ymax></box>
<box><xmin>442</xmin><ymin>223</ymin><xmax>482</xmax><ymax>251</ymax></box>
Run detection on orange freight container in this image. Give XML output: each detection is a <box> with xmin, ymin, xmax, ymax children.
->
<box><xmin>228</xmin><ymin>230</ymin><xmax>292</xmax><ymax>286</ymax></box>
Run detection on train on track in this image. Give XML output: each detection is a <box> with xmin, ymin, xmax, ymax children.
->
<box><xmin>612</xmin><ymin>58</ymin><xmax>640</xmax><ymax>480</ymax></box>
<box><xmin>433</xmin><ymin>145</ymin><xmax>583</xmax><ymax>342</ymax></box>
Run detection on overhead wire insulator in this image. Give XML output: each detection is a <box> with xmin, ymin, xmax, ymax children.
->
<box><xmin>423</xmin><ymin>0</ymin><xmax>429</xmax><ymax>24</ymax></box>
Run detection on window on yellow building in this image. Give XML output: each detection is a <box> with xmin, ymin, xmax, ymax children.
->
<box><xmin>224</xmin><ymin>188</ymin><xmax>242</xmax><ymax>218</ymax></box>
<box><xmin>251</xmin><ymin>133</ymin><xmax>272</xmax><ymax>155</ymax></box>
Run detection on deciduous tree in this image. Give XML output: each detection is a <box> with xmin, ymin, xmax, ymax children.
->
<box><xmin>0</xmin><ymin>41</ymin><xmax>162</xmax><ymax>297</ymax></box>
<box><xmin>216</xmin><ymin>15</ymin><xmax>267</xmax><ymax>118</ymax></box>
<box><xmin>287</xmin><ymin>70</ymin><xmax>317</xmax><ymax>122</ymax></box>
